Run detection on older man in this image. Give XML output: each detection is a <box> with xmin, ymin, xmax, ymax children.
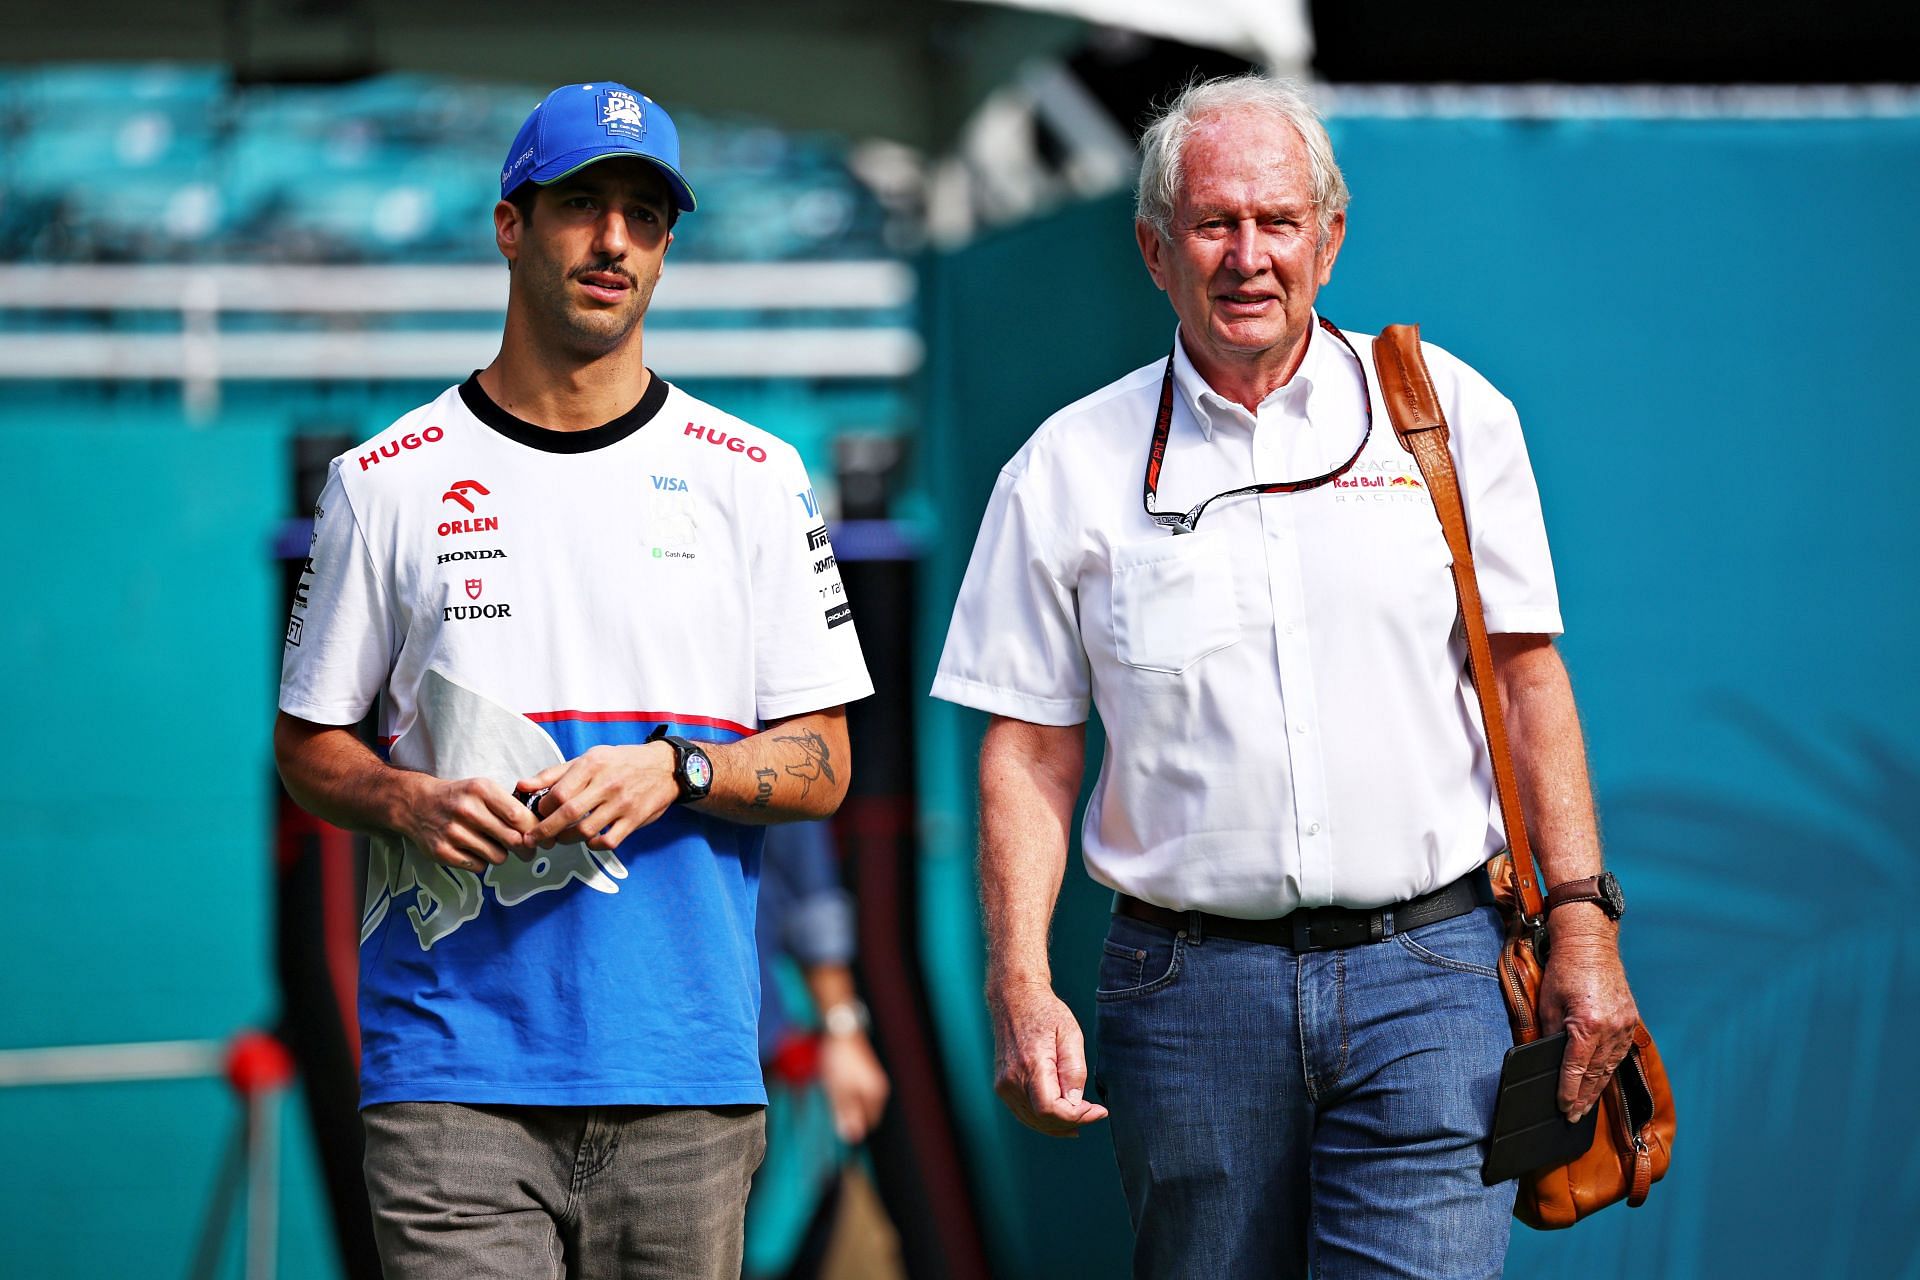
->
<box><xmin>932</xmin><ymin>75</ymin><xmax>1639</xmax><ymax>1278</ymax></box>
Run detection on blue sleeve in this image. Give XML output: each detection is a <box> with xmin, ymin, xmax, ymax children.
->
<box><xmin>758</xmin><ymin>820</ymin><xmax>855</xmax><ymax>967</ymax></box>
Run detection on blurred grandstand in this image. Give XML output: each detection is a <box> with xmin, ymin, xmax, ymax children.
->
<box><xmin>0</xmin><ymin>65</ymin><xmax>904</xmax><ymax>264</ymax></box>
<box><xmin>0</xmin><ymin>65</ymin><xmax>920</xmax><ymax>504</ymax></box>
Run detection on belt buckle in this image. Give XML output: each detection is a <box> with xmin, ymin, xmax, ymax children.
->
<box><xmin>1290</xmin><ymin>911</ymin><xmax>1318</xmax><ymax>952</ymax></box>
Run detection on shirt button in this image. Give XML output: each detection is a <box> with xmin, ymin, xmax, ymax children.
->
<box><xmin>1293</xmin><ymin>721</ymin><xmax>1309</xmax><ymax>735</ymax></box>
<box><xmin>1284</xmin><ymin>624</ymin><xmax>1296</xmax><ymax>635</ymax></box>
<box><xmin>1307</xmin><ymin>822</ymin><xmax>1322</xmax><ymax>835</ymax></box>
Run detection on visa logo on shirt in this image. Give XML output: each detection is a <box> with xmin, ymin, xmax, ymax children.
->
<box><xmin>797</xmin><ymin>488</ymin><xmax>820</xmax><ymax>519</ymax></box>
<box><xmin>652</xmin><ymin>474</ymin><xmax>689</xmax><ymax>492</ymax></box>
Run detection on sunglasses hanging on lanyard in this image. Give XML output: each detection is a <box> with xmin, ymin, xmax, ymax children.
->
<box><xmin>1143</xmin><ymin>316</ymin><xmax>1374</xmax><ymax>536</ymax></box>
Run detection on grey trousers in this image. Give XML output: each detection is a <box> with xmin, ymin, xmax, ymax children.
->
<box><xmin>362</xmin><ymin>1102</ymin><xmax>766</xmax><ymax>1280</ymax></box>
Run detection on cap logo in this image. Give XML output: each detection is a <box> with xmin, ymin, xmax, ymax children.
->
<box><xmin>503</xmin><ymin>144</ymin><xmax>536</xmax><ymax>188</ymax></box>
<box><xmin>598</xmin><ymin>90</ymin><xmax>646</xmax><ymax>141</ymax></box>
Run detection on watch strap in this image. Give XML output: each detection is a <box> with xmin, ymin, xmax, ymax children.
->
<box><xmin>1546</xmin><ymin>874</ymin><xmax>1617</xmax><ymax>918</ymax></box>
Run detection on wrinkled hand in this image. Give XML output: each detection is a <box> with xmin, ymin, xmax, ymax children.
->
<box><xmin>1537</xmin><ymin>909</ymin><xmax>1640</xmax><ymax>1123</ymax></box>
<box><xmin>989</xmin><ymin>980</ymin><xmax>1108</xmax><ymax>1137</ymax></box>
<box><xmin>517</xmin><ymin>742</ymin><xmax>678</xmax><ymax>852</ymax></box>
<box><xmin>399</xmin><ymin>775</ymin><xmax>537</xmax><ymax>873</ymax></box>
<box><xmin>818</xmin><ymin>1032</ymin><xmax>890</xmax><ymax>1144</ymax></box>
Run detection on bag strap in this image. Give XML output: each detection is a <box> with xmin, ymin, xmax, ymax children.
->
<box><xmin>1371</xmin><ymin>324</ymin><xmax>1546</xmax><ymax>923</ymax></box>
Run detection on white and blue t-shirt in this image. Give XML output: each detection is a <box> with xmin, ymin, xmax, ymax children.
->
<box><xmin>279</xmin><ymin>373</ymin><xmax>872</xmax><ymax>1107</ymax></box>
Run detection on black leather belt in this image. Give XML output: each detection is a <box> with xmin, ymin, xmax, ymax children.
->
<box><xmin>1115</xmin><ymin>866</ymin><xmax>1494</xmax><ymax>953</ymax></box>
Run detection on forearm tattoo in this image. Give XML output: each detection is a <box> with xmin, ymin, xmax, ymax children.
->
<box><xmin>774</xmin><ymin>729</ymin><xmax>836</xmax><ymax>798</ymax></box>
<box><xmin>751</xmin><ymin>767</ymin><xmax>777</xmax><ymax>809</ymax></box>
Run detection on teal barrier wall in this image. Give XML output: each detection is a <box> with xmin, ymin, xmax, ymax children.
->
<box><xmin>0</xmin><ymin>393</ymin><xmax>337</xmax><ymax>1278</ymax></box>
<box><xmin>915</xmin><ymin>110</ymin><xmax>1920</xmax><ymax>1277</ymax></box>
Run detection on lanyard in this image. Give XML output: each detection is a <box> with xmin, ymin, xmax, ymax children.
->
<box><xmin>1143</xmin><ymin>316</ymin><xmax>1372</xmax><ymax>535</ymax></box>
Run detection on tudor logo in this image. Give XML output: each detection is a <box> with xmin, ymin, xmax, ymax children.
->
<box><xmin>443</xmin><ymin>602</ymin><xmax>513</xmax><ymax>621</ymax></box>
<box><xmin>442</xmin><ymin>479</ymin><xmax>491</xmax><ymax>512</ymax></box>
<box><xmin>465</xmin><ymin>578</ymin><xmax>483</xmax><ymax>600</ymax></box>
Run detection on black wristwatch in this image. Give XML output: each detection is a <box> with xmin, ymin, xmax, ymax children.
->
<box><xmin>647</xmin><ymin>725</ymin><xmax>713</xmax><ymax>803</ymax></box>
<box><xmin>1545</xmin><ymin>871</ymin><xmax>1625</xmax><ymax>921</ymax></box>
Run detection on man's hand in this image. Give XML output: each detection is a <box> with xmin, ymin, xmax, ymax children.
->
<box><xmin>517</xmin><ymin>742</ymin><xmax>679</xmax><ymax>851</ymax></box>
<box><xmin>1490</xmin><ymin>635</ymin><xmax>1640</xmax><ymax>1124</ymax></box>
<box><xmin>818</xmin><ymin>1030</ymin><xmax>890</xmax><ymax>1145</ymax></box>
<box><xmin>394</xmin><ymin>773</ymin><xmax>538</xmax><ymax>874</ymax></box>
<box><xmin>1536</xmin><ymin>907</ymin><xmax>1640</xmax><ymax>1123</ymax></box>
<box><xmin>274</xmin><ymin>714</ymin><xmax>541</xmax><ymax>870</ymax></box>
<box><xmin>989</xmin><ymin>979</ymin><xmax>1109</xmax><ymax>1137</ymax></box>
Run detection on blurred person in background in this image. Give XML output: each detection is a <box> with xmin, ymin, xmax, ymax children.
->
<box><xmin>932</xmin><ymin>74</ymin><xmax>1639</xmax><ymax>1278</ymax></box>
<box><xmin>748</xmin><ymin>818</ymin><xmax>895</xmax><ymax>1280</ymax></box>
<box><xmin>274</xmin><ymin>80</ymin><xmax>871</xmax><ymax>1280</ymax></box>
<box><xmin>757</xmin><ymin>820</ymin><xmax>890</xmax><ymax>1147</ymax></box>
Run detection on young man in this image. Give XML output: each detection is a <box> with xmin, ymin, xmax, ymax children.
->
<box><xmin>276</xmin><ymin>81</ymin><xmax>872</xmax><ymax>1279</ymax></box>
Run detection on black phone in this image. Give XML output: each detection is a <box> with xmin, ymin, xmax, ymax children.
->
<box><xmin>1480</xmin><ymin>1032</ymin><xmax>1599</xmax><ymax>1186</ymax></box>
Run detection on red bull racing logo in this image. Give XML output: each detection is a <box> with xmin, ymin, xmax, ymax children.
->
<box><xmin>1333</xmin><ymin>463</ymin><xmax>1428</xmax><ymax>504</ymax></box>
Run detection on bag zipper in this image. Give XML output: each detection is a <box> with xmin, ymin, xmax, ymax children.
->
<box><xmin>1621</xmin><ymin>1048</ymin><xmax>1654</xmax><ymax>1134</ymax></box>
<box><xmin>1623</xmin><ymin>1049</ymin><xmax>1656</xmax><ymax>1205</ymax></box>
<box><xmin>1499</xmin><ymin>942</ymin><xmax>1537</xmax><ymax>1038</ymax></box>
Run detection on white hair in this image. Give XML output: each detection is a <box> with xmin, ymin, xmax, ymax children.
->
<box><xmin>1135</xmin><ymin>75</ymin><xmax>1350</xmax><ymax>242</ymax></box>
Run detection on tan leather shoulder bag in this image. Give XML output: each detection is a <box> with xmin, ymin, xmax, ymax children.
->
<box><xmin>1371</xmin><ymin>323</ymin><xmax>1675</xmax><ymax>1229</ymax></box>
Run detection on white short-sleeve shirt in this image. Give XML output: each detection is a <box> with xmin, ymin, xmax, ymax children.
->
<box><xmin>282</xmin><ymin>376</ymin><xmax>872</xmax><ymax>742</ymax></box>
<box><xmin>279</xmin><ymin>373</ymin><xmax>872</xmax><ymax>1108</ymax></box>
<box><xmin>932</xmin><ymin>320</ymin><xmax>1561</xmax><ymax>918</ymax></box>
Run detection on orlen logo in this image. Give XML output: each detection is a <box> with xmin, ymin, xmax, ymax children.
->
<box><xmin>684</xmin><ymin>423</ymin><xmax>767</xmax><ymax>462</ymax></box>
<box><xmin>438</xmin><ymin>479</ymin><xmax>499</xmax><ymax>537</ymax></box>
<box><xmin>358</xmin><ymin>425</ymin><xmax>444</xmax><ymax>471</ymax></box>
<box><xmin>442</xmin><ymin>479</ymin><xmax>490</xmax><ymax>512</ymax></box>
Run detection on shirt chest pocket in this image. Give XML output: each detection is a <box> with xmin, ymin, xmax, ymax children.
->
<box><xmin>1108</xmin><ymin>530</ymin><xmax>1242</xmax><ymax>674</ymax></box>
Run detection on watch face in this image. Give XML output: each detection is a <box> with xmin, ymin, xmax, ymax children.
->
<box><xmin>1600</xmin><ymin>872</ymin><xmax>1626</xmax><ymax>919</ymax></box>
<box><xmin>684</xmin><ymin>749</ymin><xmax>713</xmax><ymax>792</ymax></box>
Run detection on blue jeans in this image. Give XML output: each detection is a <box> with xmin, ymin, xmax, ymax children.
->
<box><xmin>1093</xmin><ymin>903</ymin><xmax>1517</xmax><ymax>1280</ymax></box>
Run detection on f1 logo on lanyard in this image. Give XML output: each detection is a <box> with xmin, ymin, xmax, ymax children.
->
<box><xmin>1143</xmin><ymin>317</ymin><xmax>1373</xmax><ymax>535</ymax></box>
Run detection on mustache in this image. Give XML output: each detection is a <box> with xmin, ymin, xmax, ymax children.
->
<box><xmin>569</xmin><ymin>260</ymin><xmax>636</xmax><ymax>284</ymax></box>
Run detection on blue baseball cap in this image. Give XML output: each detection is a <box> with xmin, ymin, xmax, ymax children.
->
<box><xmin>500</xmin><ymin>82</ymin><xmax>697</xmax><ymax>213</ymax></box>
